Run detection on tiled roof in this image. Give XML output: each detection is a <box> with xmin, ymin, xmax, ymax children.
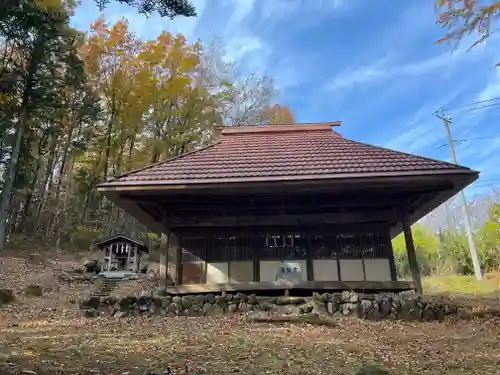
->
<box><xmin>99</xmin><ymin>123</ymin><xmax>474</xmax><ymax>187</ymax></box>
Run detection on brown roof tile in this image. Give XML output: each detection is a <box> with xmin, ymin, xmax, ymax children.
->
<box><xmin>99</xmin><ymin>124</ymin><xmax>474</xmax><ymax>187</ymax></box>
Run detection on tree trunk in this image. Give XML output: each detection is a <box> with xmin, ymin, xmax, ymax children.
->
<box><xmin>17</xmin><ymin>155</ymin><xmax>42</xmax><ymax>232</ymax></box>
<box><xmin>48</xmin><ymin>120</ymin><xmax>75</xmax><ymax>235</ymax></box>
<box><xmin>35</xmin><ymin>136</ymin><xmax>58</xmax><ymax>227</ymax></box>
<box><xmin>17</xmin><ymin>135</ymin><xmax>46</xmax><ymax>232</ymax></box>
<box><xmin>103</xmin><ymin>88</ymin><xmax>117</xmax><ymax>179</ymax></box>
<box><xmin>127</xmin><ymin>136</ymin><xmax>135</xmax><ymax>170</ymax></box>
<box><xmin>0</xmin><ymin>34</ymin><xmax>45</xmax><ymax>252</ymax></box>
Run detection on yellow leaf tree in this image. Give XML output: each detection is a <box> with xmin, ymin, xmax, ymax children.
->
<box><xmin>79</xmin><ymin>17</ymin><xmax>143</xmax><ymax>178</ymax></box>
<box><xmin>261</xmin><ymin>104</ymin><xmax>296</xmax><ymax>124</ymax></box>
<box><xmin>136</xmin><ymin>32</ymin><xmax>221</xmax><ymax>163</ymax></box>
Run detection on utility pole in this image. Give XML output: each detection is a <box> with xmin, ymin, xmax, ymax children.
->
<box><xmin>436</xmin><ymin>229</ymin><xmax>441</xmax><ymax>276</ymax></box>
<box><xmin>435</xmin><ymin>110</ymin><xmax>483</xmax><ymax>280</ymax></box>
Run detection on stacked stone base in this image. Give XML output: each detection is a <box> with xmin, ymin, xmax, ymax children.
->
<box><xmin>80</xmin><ymin>291</ymin><xmax>459</xmax><ymax>322</ymax></box>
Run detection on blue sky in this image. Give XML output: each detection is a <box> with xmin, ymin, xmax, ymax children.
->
<box><xmin>71</xmin><ymin>0</ymin><xmax>500</xmax><ymax>197</ymax></box>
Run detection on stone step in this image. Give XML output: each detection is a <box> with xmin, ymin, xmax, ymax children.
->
<box><xmin>89</xmin><ymin>278</ymin><xmax>123</xmax><ymax>298</ymax></box>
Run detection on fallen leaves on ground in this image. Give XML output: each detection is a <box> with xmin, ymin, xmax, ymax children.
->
<box><xmin>2</xmin><ymin>254</ymin><xmax>500</xmax><ymax>375</ymax></box>
<box><xmin>1</xmin><ymin>314</ymin><xmax>500</xmax><ymax>375</ymax></box>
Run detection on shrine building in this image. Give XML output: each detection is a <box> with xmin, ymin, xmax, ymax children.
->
<box><xmin>96</xmin><ymin>122</ymin><xmax>478</xmax><ymax>295</ymax></box>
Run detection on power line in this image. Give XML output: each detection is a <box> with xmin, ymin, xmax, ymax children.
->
<box><xmin>400</xmin><ymin>96</ymin><xmax>500</xmax><ymax>141</ymax></box>
<box><xmin>454</xmin><ymin>135</ymin><xmax>500</xmax><ymax>143</ymax></box>
<box><xmin>402</xmin><ymin>114</ymin><xmax>434</xmax><ymax>139</ymax></box>
<box><xmin>437</xmin><ymin>135</ymin><xmax>500</xmax><ymax>147</ymax></box>
<box><xmin>442</xmin><ymin>96</ymin><xmax>500</xmax><ymax>113</ymax></box>
<box><xmin>452</xmin><ymin>102</ymin><xmax>500</xmax><ymax>115</ymax></box>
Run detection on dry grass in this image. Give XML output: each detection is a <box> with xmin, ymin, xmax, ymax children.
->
<box><xmin>424</xmin><ymin>273</ymin><xmax>500</xmax><ymax>295</ymax></box>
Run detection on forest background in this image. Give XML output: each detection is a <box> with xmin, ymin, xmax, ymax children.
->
<box><xmin>0</xmin><ymin>0</ymin><xmax>498</xmax><ymax>280</ymax></box>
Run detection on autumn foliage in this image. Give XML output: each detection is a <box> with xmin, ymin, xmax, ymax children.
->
<box><xmin>0</xmin><ymin>1</ymin><xmax>296</xmax><ymax>252</ymax></box>
<box><xmin>435</xmin><ymin>0</ymin><xmax>500</xmax><ymax>51</ymax></box>
<box><xmin>262</xmin><ymin>104</ymin><xmax>296</xmax><ymax>124</ymax></box>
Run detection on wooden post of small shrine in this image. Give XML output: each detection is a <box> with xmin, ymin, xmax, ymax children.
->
<box><xmin>160</xmin><ymin>215</ymin><xmax>172</xmax><ymax>289</ymax></box>
<box><xmin>401</xmin><ymin>210</ymin><xmax>423</xmax><ymax>294</ymax></box>
<box><xmin>159</xmin><ymin>233</ymin><xmax>171</xmax><ymax>288</ymax></box>
<box><xmin>175</xmin><ymin>234</ymin><xmax>182</xmax><ymax>285</ymax></box>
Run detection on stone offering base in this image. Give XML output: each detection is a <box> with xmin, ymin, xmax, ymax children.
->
<box><xmin>80</xmin><ymin>291</ymin><xmax>460</xmax><ymax>322</ymax></box>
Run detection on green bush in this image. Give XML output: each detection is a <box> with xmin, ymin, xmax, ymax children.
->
<box><xmin>355</xmin><ymin>364</ymin><xmax>391</xmax><ymax>375</ymax></box>
<box><xmin>477</xmin><ymin>203</ymin><xmax>500</xmax><ymax>272</ymax></box>
<box><xmin>24</xmin><ymin>285</ymin><xmax>43</xmax><ymax>297</ymax></box>
<box><xmin>392</xmin><ymin>224</ymin><xmax>439</xmax><ymax>277</ymax></box>
<box><xmin>71</xmin><ymin>226</ymin><xmax>104</xmax><ymax>251</ymax></box>
<box><xmin>392</xmin><ymin>201</ymin><xmax>500</xmax><ymax>278</ymax></box>
<box><xmin>0</xmin><ymin>289</ymin><xmax>15</xmax><ymax>305</ymax></box>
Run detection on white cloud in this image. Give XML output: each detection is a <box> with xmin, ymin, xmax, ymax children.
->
<box><xmin>326</xmin><ymin>57</ymin><xmax>391</xmax><ymax>91</ymax></box>
<box><xmin>477</xmin><ymin>69</ymin><xmax>500</xmax><ymax>102</ymax></box>
<box><xmin>224</xmin><ymin>36</ymin><xmax>264</xmax><ymax>63</ymax></box>
<box><xmin>260</xmin><ymin>0</ymin><xmax>345</xmax><ymax>21</ymax></box>
<box><xmin>225</xmin><ymin>0</ymin><xmax>256</xmax><ymax>30</ymax></box>
<box><xmin>326</xmin><ymin>50</ymin><xmax>467</xmax><ymax>92</ymax></box>
<box><xmin>468</xmin><ymin>136</ymin><xmax>500</xmax><ymax>161</ymax></box>
<box><xmin>272</xmin><ymin>58</ymin><xmax>303</xmax><ymax>90</ymax></box>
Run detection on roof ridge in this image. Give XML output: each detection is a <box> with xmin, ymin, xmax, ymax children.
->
<box><xmin>221</xmin><ymin>122</ymin><xmax>341</xmax><ymax>135</ymax></box>
<box><xmin>344</xmin><ymin>137</ymin><xmax>470</xmax><ymax>171</ymax></box>
<box><xmin>93</xmin><ymin>234</ymin><xmax>146</xmax><ymax>247</ymax></box>
<box><xmin>96</xmin><ymin>141</ymin><xmax>220</xmax><ymax>187</ymax></box>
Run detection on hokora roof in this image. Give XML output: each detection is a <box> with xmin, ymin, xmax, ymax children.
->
<box><xmin>97</xmin><ymin>122</ymin><xmax>476</xmax><ymax>189</ymax></box>
<box><xmin>93</xmin><ymin>234</ymin><xmax>147</xmax><ymax>251</ymax></box>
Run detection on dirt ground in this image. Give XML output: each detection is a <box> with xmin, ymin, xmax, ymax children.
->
<box><xmin>1</xmin><ymin>255</ymin><xmax>500</xmax><ymax>375</ymax></box>
<box><xmin>1</xmin><ymin>314</ymin><xmax>500</xmax><ymax>375</ymax></box>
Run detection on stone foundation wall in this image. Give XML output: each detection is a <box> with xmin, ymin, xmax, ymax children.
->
<box><xmin>80</xmin><ymin>291</ymin><xmax>459</xmax><ymax>322</ymax></box>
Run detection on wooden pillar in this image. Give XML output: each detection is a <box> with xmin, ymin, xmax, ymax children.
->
<box><xmin>402</xmin><ymin>212</ymin><xmax>423</xmax><ymax>294</ymax></box>
<box><xmin>159</xmin><ymin>214</ymin><xmax>172</xmax><ymax>288</ymax></box>
<box><xmin>253</xmin><ymin>235</ymin><xmax>260</xmax><ymax>282</ymax></box>
<box><xmin>175</xmin><ymin>234</ymin><xmax>183</xmax><ymax>285</ymax></box>
<box><xmin>306</xmin><ymin>233</ymin><xmax>314</xmax><ymax>281</ymax></box>
<box><xmin>159</xmin><ymin>233</ymin><xmax>171</xmax><ymax>287</ymax></box>
<box><xmin>387</xmin><ymin>228</ymin><xmax>398</xmax><ymax>281</ymax></box>
<box><xmin>106</xmin><ymin>245</ymin><xmax>112</xmax><ymax>271</ymax></box>
<box><xmin>125</xmin><ymin>243</ymin><xmax>131</xmax><ymax>271</ymax></box>
<box><xmin>203</xmin><ymin>236</ymin><xmax>209</xmax><ymax>284</ymax></box>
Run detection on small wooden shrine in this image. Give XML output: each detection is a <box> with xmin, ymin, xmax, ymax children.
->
<box><xmin>94</xmin><ymin>234</ymin><xmax>148</xmax><ymax>273</ymax></box>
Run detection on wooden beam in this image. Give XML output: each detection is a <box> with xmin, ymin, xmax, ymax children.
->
<box><xmin>171</xmin><ymin>210</ymin><xmax>397</xmax><ymax>227</ymax></box>
<box><xmin>169</xmin><ymin>205</ymin><xmax>399</xmax><ymax>219</ymax></box>
<box><xmin>401</xmin><ymin>211</ymin><xmax>423</xmax><ymax>294</ymax></box>
<box><xmin>124</xmin><ymin>190</ymin><xmax>435</xmax><ymax>211</ymax></box>
<box><xmin>166</xmin><ymin>280</ymin><xmax>416</xmax><ymax>295</ymax></box>
<box><xmin>132</xmin><ymin>196</ymin><xmax>404</xmax><ymax>209</ymax></box>
<box><xmin>174</xmin><ymin>223</ymin><xmax>391</xmax><ymax>237</ymax></box>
